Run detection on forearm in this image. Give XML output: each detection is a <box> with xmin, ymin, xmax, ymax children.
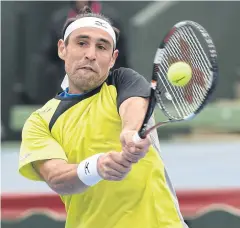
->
<box><xmin>119</xmin><ymin>97</ymin><xmax>149</xmax><ymax>131</ymax></box>
<box><xmin>33</xmin><ymin>152</ymin><xmax>132</xmax><ymax>195</ymax></box>
<box><xmin>119</xmin><ymin>97</ymin><xmax>152</xmax><ymax>164</ymax></box>
<box><xmin>33</xmin><ymin>159</ymin><xmax>89</xmax><ymax>195</ymax></box>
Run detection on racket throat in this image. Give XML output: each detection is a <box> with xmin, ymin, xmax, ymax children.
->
<box><xmin>143</xmin><ymin>120</ymin><xmax>170</xmax><ymax>137</ymax></box>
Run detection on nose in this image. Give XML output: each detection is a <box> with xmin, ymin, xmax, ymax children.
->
<box><xmin>85</xmin><ymin>45</ymin><xmax>96</xmax><ymax>61</ymax></box>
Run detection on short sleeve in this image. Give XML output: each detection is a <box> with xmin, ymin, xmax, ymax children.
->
<box><xmin>19</xmin><ymin>112</ymin><xmax>68</xmax><ymax>181</ymax></box>
<box><xmin>115</xmin><ymin>68</ymin><xmax>150</xmax><ymax>110</ymax></box>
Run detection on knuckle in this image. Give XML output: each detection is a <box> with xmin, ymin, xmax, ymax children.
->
<box><xmin>126</xmin><ymin>142</ymin><xmax>134</xmax><ymax>147</ymax></box>
<box><xmin>126</xmin><ymin>161</ymin><xmax>132</xmax><ymax>167</ymax></box>
<box><xmin>105</xmin><ymin>160</ymin><xmax>111</xmax><ymax>166</ymax></box>
<box><xmin>108</xmin><ymin>176</ymin><xmax>114</xmax><ymax>181</ymax></box>
<box><xmin>132</xmin><ymin>158</ymin><xmax>139</xmax><ymax>163</ymax></box>
<box><xmin>103</xmin><ymin>171</ymin><xmax>111</xmax><ymax>180</ymax></box>
<box><xmin>126</xmin><ymin>156</ymin><xmax>134</xmax><ymax>162</ymax></box>
<box><xmin>123</xmin><ymin>152</ymin><xmax>129</xmax><ymax>158</ymax></box>
<box><xmin>121</xmin><ymin>168</ymin><xmax>127</xmax><ymax>175</ymax></box>
<box><xmin>131</xmin><ymin>159</ymin><xmax>138</xmax><ymax>163</ymax></box>
<box><xmin>115</xmin><ymin>174</ymin><xmax>123</xmax><ymax>180</ymax></box>
<box><xmin>104</xmin><ymin>157</ymin><xmax>112</xmax><ymax>166</ymax></box>
<box><xmin>108</xmin><ymin>152</ymin><xmax>114</xmax><ymax>158</ymax></box>
<box><xmin>124</xmin><ymin>158</ymin><xmax>131</xmax><ymax>165</ymax></box>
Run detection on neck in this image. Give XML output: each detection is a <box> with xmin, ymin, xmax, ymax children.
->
<box><xmin>67</xmin><ymin>80</ymin><xmax>86</xmax><ymax>94</ymax></box>
<box><xmin>68</xmin><ymin>87</ymin><xmax>84</xmax><ymax>95</ymax></box>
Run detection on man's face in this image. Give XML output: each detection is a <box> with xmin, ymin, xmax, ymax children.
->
<box><xmin>58</xmin><ymin>27</ymin><xmax>118</xmax><ymax>93</ymax></box>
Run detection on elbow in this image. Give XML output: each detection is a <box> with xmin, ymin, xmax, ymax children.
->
<box><xmin>48</xmin><ymin>181</ymin><xmax>73</xmax><ymax>196</ymax></box>
<box><xmin>49</xmin><ymin>182</ymin><xmax>85</xmax><ymax>196</ymax></box>
<box><xmin>39</xmin><ymin>162</ymin><xmax>87</xmax><ymax>195</ymax></box>
<box><xmin>46</xmin><ymin>173</ymin><xmax>86</xmax><ymax>195</ymax></box>
<box><xmin>46</xmin><ymin>173</ymin><xmax>70</xmax><ymax>195</ymax></box>
<box><xmin>51</xmin><ymin>187</ymin><xmax>71</xmax><ymax>196</ymax></box>
<box><xmin>48</xmin><ymin>181</ymin><xmax>67</xmax><ymax>195</ymax></box>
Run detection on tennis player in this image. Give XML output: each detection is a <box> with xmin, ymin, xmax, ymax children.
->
<box><xmin>19</xmin><ymin>6</ymin><xmax>188</xmax><ymax>228</ymax></box>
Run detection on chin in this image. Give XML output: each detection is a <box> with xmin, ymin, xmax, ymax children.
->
<box><xmin>74</xmin><ymin>80</ymin><xmax>102</xmax><ymax>92</ymax></box>
<box><xmin>72</xmin><ymin>71</ymin><xmax>107</xmax><ymax>91</ymax></box>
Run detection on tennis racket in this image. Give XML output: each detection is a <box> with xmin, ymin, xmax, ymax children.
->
<box><xmin>133</xmin><ymin>20</ymin><xmax>218</xmax><ymax>142</ymax></box>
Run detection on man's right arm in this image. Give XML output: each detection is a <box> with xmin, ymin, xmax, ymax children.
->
<box><xmin>33</xmin><ymin>159</ymin><xmax>88</xmax><ymax>195</ymax></box>
<box><xmin>19</xmin><ymin>111</ymin><xmax>132</xmax><ymax>196</ymax></box>
<box><xmin>32</xmin><ymin>151</ymin><xmax>132</xmax><ymax>196</ymax></box>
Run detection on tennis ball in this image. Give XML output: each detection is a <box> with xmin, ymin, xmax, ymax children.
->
<box><xmin>167</xmin><ymin>62</ymin><xmax>192</xmax><ymax>86</ymax></box>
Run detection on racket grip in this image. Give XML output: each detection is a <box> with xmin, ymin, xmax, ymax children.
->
<box><xmin>132</xmin><ymin>132</ymin><xmax>142</xmax><ymax>143</ymax></box>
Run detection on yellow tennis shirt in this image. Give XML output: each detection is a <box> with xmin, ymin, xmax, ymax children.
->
<box><xmin>19</xmin><ymin>68</ymin><xmax>186</xmax><ymax>228</ymax></box>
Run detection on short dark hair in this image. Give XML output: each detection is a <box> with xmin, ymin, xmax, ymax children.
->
<box><xmin>62</xmin><ymin>6</ymin><xmax>120</xmax><ymax>48</ymax></box>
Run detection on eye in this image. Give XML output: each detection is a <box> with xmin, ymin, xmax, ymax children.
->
<box><xmin>97</xmin><ymin>45</ymin><xmax>106</xmax><ymax>50</ymax></box>
<box><xmin>78</xmin><ymin>41</ymin><xmax>86</xmax><ymax>46</ymax></box>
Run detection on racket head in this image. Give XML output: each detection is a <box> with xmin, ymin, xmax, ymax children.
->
<box><xmin>152</xmin><ymin>20</ymin><xmax>218</xmax><ymax>121</ymax></box>
<box><xmin>138</xmin><ymin>20</ymin><xmax>218</xmax><ymax>139</ymax></box>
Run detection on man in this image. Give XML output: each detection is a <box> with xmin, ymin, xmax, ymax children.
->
<box><xmin>19</xmin><ymin>6</ymin><xmax>188</xmax><ymax>228</ymax></box>
<box><xmin>24</xmin><ymin>0</ymin><xmax>128</xmax><ymax>104</ymax></box>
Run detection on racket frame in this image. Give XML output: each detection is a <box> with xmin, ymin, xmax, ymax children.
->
<box><xmin>137</xmin><ymin>20</ymin><xmax>218</xmax><ymax>139</ymax></box>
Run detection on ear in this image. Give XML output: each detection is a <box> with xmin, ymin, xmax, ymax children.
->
<box><xmin>58</xmin><ymin>39</ymin><xmax>67</xmax><ymax>60</ymax></box>
<box><xmin>109</xmin><ymin>49</ymin><xmax>119</xmax><ymax>70</ymax></box>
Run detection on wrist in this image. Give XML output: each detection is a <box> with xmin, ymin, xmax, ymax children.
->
<box><xmin>121</xmin><ymin>128</ymin><xmax>138</xmax><ymax>133</ymax></box>
<box><xmin>77</xmin><ymin>153</ymin><xmax>104</xmax><ymax>186</ymax></box>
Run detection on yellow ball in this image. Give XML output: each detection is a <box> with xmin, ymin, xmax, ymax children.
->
<box><xmin>167</xmin><ymin>62</ymin><xmax>192</xmax><ymax>86</ymax></box>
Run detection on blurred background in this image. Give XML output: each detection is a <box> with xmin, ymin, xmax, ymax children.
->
<box><xmin>1</xmin><ymin>1</ymin><xmax>240</xmax><ymax>228</ymax></box>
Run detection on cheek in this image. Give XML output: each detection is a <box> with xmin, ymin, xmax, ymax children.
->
<box><xmin>65</xmin><ymin>52</ymin><xmax>83</xmax><ymax>69</ymax></box>
<box><xmin>67</xmin><ymin>49</ymin><xmax>82</xmax><ymax>61</ymax></box>
<box><xmin>97</xmin><ymin>54</ymin><xmax>112</xmax><ymax>70</ymax></box>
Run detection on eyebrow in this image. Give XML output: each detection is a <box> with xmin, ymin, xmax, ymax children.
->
<box><xmin>75</xmin><ymin>35</ymin><xmax>112</xmax><ymax>47</ymax></box>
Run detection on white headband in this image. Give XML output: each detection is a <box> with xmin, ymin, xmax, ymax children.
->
<box><xmin>64</xmin><ymin>17</ymin><xmax>116</xmax><ymax>48</ymax></box>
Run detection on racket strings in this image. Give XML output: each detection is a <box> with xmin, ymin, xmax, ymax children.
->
<box><xmin>163</xmin><ymin>40</ymin><xmax>201</xmax><ymax>113</ymax></box>
<box><xmin>155</xmin><ymin>49</ymin><xmax>190</xmax><ymax>117</ymax></box>
<box><xmin>160</xmin><ymin>45</ymin><xmax>199</xmax><ymax>116</ymax></box>
<box><xmin>157</xmin><ymin>60</ymin><xmax>193</xmax><ymax>117</ymax></box>
<box><xmin>176</xmin><ymin>27</ymin><xmax>212</xmax><ymax>85</ymax></box>
<box><xmin>168</xmin><ymin>34</ymin><xmax>206</xmax><ymax>109</ymax></box>
<box><xmin>159</xmin><ymin>43</ymin><xmax>199</xmax><ymax>117</ymax></box>
<box><xmin>155</xmin><ymin>26</ymin><xmax>213</xmax><ymax>119</ymax></box>
<box><xmin>156</xmin><ymin>70</ymin><xmax>183</xmax><ymax>117</ymax></box>
<box><xmin>180</xmin><ymin>27</ymin><xmax>212</xmax><ymax>88</ymax></box>
<box><xmin>184</xmin><ymin>27</ymin><xmax>212</xmax><ymax>74</ymax></box>
<box><xmin>171</xmin><ymin>29</ymin><xmax>211</xmax><ymax>95</ymax></box>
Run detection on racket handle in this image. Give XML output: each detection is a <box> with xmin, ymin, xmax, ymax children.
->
<box><xmin>132</xmin><ymin>132</ymin><xmax>142</xmax><ymax>143</ymax></box>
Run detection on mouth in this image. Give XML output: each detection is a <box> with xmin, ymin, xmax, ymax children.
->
<box><xmin>80</xmin><ymin>66</ymin><xmax>95</xmax><ymax>72</ymax></box>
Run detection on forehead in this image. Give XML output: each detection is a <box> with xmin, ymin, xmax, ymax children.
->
<box><xmin>69</xmin><ymin>27</ymin><xmax>114</xmax><ymax>45</ymax></box>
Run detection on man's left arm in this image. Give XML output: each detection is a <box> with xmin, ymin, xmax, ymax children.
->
<box><xmin>119</xmin><ymin>96</ymin><xmax>149</xmax><ymax>132</ymax></box>
<box><xmin>119</xmin><ymin>97</ymin><xmax>151</xmax><ymax>163</ymax></box>
<box><xmin>115</xmin><ymin>68</ymin><xmax>152</xmax><ymax>163</ymax></box>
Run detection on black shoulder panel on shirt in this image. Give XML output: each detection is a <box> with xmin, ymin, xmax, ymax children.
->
<box><xmin>106</xmin><ymin>67</ymin><xmax>150</xmax><ymax>111</ymax></box>
<box><xmin>50</xmin><ymin>85</ymin><xmax>102</xmax><ymax>131</ymax></box>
